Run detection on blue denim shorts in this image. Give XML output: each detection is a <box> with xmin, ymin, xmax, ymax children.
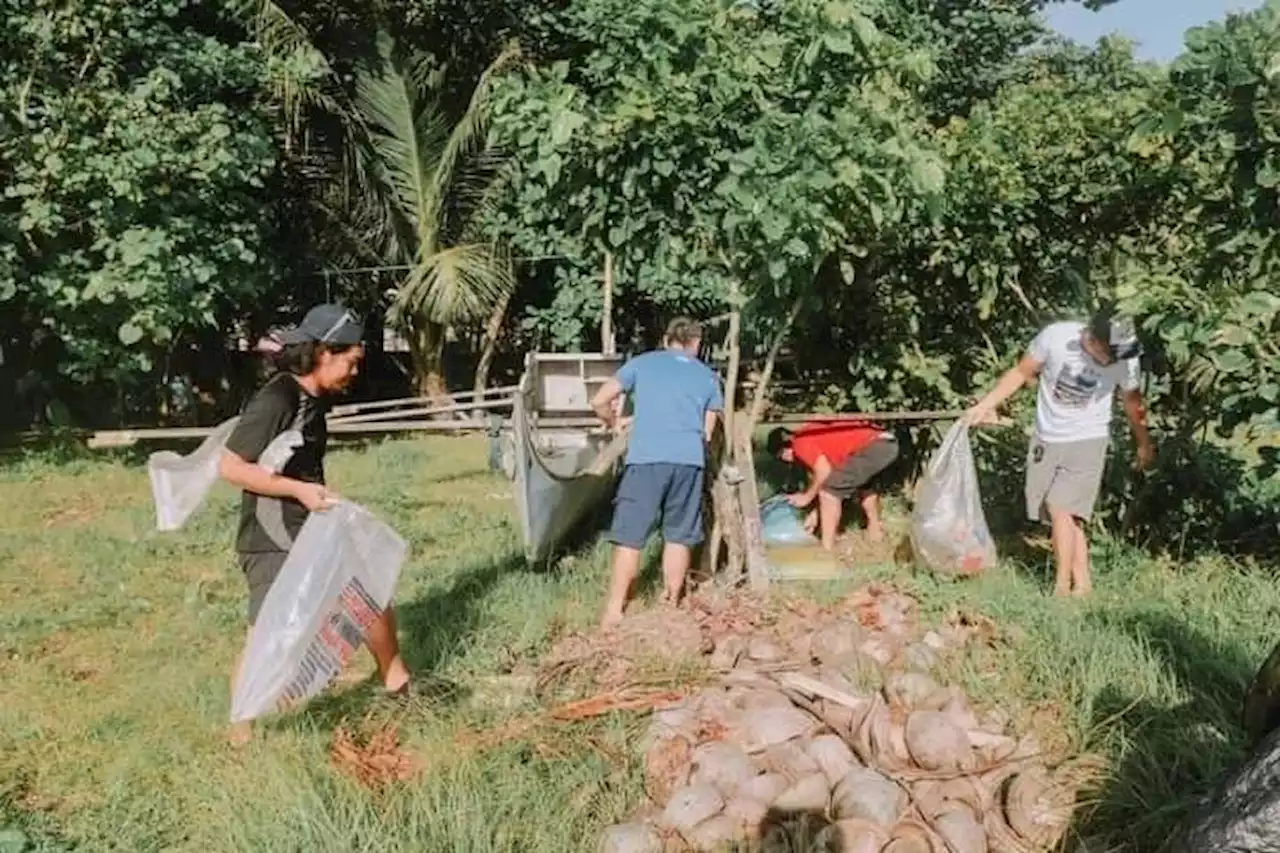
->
<box><xmin>608</xmin><ymin>463</ymin><xmax>705</xmax><ymax>549</ymax></box>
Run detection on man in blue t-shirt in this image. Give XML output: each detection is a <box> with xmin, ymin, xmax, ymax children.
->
<box><xmin>590</xmin><ymin>316</ymin><xmax>724</xmax><ymax>629</ymax></box>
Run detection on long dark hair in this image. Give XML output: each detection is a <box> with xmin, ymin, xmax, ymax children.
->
<box><xmin>254</xmin><ymin>333</ymin><xmax>358</xmax><ymax>376</ymax></box>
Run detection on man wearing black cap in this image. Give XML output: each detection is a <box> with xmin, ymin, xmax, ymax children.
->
<box><xmin>966</xmin><ymin>307</ymin><xmax>1154</xmax><ymax>597</ymax></box>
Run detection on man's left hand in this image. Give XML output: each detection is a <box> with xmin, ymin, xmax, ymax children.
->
<box><xmin>1135</xmin><ymin>441</ymin><xmax>1155</xmax><ymax>472</ymax></box>
<box><xmin>787</xmin><ymin>492</ymin><xmax>813</xmax><ymax>509</ymax></box>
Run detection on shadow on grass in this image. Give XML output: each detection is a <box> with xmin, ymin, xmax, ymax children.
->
<box><xmin>1073</xmin><ymin>610</ymin><xmax>1257</xmax><ymax>850</ymax></box>
<box><xmin>271</xmin><ymin>549</ymin><xmax>536</xmax><ymax>734</ymax></box>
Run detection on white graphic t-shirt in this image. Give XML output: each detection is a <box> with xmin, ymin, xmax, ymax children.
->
<box><xmin>1027</xmin><ymin>321</ymin><xmax>1140</xmax><ymax>444</ymax></box>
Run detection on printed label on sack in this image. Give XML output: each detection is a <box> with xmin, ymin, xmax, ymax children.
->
<box><xmin>276</xmin><ymin>577</ymin><xmax>382</xmax><ymax>711</ymax></box>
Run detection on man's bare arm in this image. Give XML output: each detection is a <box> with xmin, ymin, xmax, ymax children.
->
<box><xmin>218</xmin><ymin>451</ymin><xmax>334</xmax><ymax>511</ymax></box>
<box><xmin>1122</xmin><ymin>389</ymin><xmax>1155</xmax><ymax>469</ymax></box>
<box><xmin>791</xmin><ymin>455</ymin><xmax>833</xmax><ymax>508</ymax></box>
<box><xmin>968</xmin><ymin>354</ymin><xmax>1043</xmax><ymax>423</ymax></box>
<box><xmin>591</xmin><ymin>377</ymin><xmax>625</xmax><ymax>429</ymax></box>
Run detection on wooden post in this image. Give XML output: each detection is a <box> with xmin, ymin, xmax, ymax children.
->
<box><xmin>602</xmin><ymin>252</ymin><xmax>616</xmax><ymax>356</ymax></box>
<box><xmin>735</xmin><ymin>414</ymin><xmax>770</xmax><ymax>592</ymax></box>
<box><xmin>709</xmin><ymin>293</ymin><xmax>744</xmax><ymax>584</ymax></box>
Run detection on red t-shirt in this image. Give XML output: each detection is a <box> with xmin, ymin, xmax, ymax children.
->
<box><xmin>790</xmin><ymin>419</ymin><xmax>882</xmax><ymax>470</ymax></box>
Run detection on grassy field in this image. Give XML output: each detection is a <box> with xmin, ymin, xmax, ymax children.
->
<box><xmin>1</xmin><ymin>434</ymin><xmax>1277</xmax><ymax>852</ymax></box>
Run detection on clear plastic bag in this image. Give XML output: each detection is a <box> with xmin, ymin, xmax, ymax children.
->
<box><xmin>909</xmin><ymin>421</ymin><xmax>997</xmax><ymax>576</ymax></box>
<box><xmin>760</xmin><ymin>495</ymin><xmax>818</xmax><ymax>546</ymax></box>
<box><xmin>146</xmin><ymin>418</ymin><xmax>303</xmax><ymax>531</ymax></box>
<box><xmin>230</xmin><ymin>499</ymin><xmax>408</xmax><ymax>723</ymax></box>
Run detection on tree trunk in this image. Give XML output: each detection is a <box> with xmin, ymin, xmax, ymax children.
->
<box><xmin>409</xmin><ymin>320</ymin><xmax>450</xmax><ymax>406</ymax></box>
<box><xmin>473</xmin><ymin>288</ymin><xmax>513</xmax><ymax>398</ymax></box>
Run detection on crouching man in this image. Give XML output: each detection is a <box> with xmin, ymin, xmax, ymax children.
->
<box><xmin>767</xmin><ymin>418</ymin><xmax>900</xmax><ymax>550</ymax></box>
<box><xmin>965</xmin><ymin>307</ymin><xmax>1154</xmax><ymax>597</ymax></box>
<box><xmin>590</xmin><ymin>317</ymin><xmax>724</xmax><ymax>630</ymax></box>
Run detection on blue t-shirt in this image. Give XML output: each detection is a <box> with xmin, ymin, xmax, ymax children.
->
<box><xmin>617</xmin><ymin>349</ymin><xmax>724</xmax><ymax>468</ymax></box>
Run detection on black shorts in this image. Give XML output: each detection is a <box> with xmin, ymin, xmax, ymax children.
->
<box><xmin>822</xmin><ymin>436</ymin><xmax>900</xmax><ymax>500</ymax></box>
<box><xmin>239</xmin><ymin>551</ymin><xmax>288</xmax><ymax>624</ymax></box>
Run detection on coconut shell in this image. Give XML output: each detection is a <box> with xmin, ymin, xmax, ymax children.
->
<box><xmin>867</xmin><ymin>701</ymin><xmax>913</xmax><ymax>772</ymax></box>
<box><xmin>646</xmin><ymin>702</ymin><xmax>698</xmax><ymax>747</ymax></box>
<box><xmin>810</xmin><ymin>623</ymin><xmax>865</xmax><ymax>666</ymax></box>
<box><xmin>659</xmin><ymin>784</ymin><xmax>724</xmax><ymax>835</ymax></box>
<box><xmin>905</xmin><ymin>710</ymin><xmax>972</xmax><ymax>772</ymax></box>
<box><xmin>684</xmin><ymin>814</ymin><xmax>741</xmax><ymax>851</ymax></box>
<box><xmin>1003</xmin><ymin>767</ymin><xmax>1073</xmax><ymax>848</ymax></box>
<box><xmin>886</xmin><ymin>673</ymin><xmax>945</xmax><ymax>710</ymax></box>
<box><xmin>729</xmin><ymin>706</ymin><xmax>821</xmax><ymax>754</ymax></box>
<box><xmin>904</xmin><ymin>642</ymin><xmax>942</xmax><ymax>673</ymax></box>
<box><xmin>934</xmin><ymin>803</ymin><xmax>988</xmax><ymax>853</ymax></box>
<box><xmin>598</xmin><ymin>822</ymin><xmax>664</xmax><ymax>853</ymax></box>
<box><xmin>688</xmin><ymin>741</ymin><xmax>757</xmax><ymax>796</ymax></box>
<box><xmin>733</xmin><ymin>688</ymin><xmax>796</xmax><ymax>712</ymax></box>
<box><xmin>832</xmin><ymin>765</ymin><xmax>906</xmax><ymax>825</ymax></box>
<box><xmin>643</xmin><ymin>735</ymin><xmax>693</xmax><ymax>803</ymax></box>
<box><xmin>747</xmin><ymin>635</ymin><xmax>788</xmax><ymax>663</ymax></box>
<box><xmin>772</xmin><ymin>772</ymin><xmax>831</xmax><ymax>813</ymax></box>
<box><xmin>723</xmin><ymin>795</ymin><xmax>770</xmax><ymax>837</ymax></box>
<box><xmin>710</xmin><ymin>635</ymin><xmax>747</xmax><ymax>670</ymax></box>
<box><xmin>739</xmin><ymin>772</ymin><xmax>790</xmax><ymax>806</ymax></box>
<box><xmin>759</xmin><ymin>740</ymin><xmax>822</xmax><ymax>781</ymax></box>
<box><xmin>860</xmin><ymin>634</ymin><xmax>900</xmax><ymax>666</ymax></box>
<box><xmin>889</xmin><ymin>818</ymin><xmax>945</xmax><ymax>852</ymax></box>
<box><xmin>806</xmin><ymin>734</ymin><xmax>858</xmax><ymax>787</ymax></box>
<box><xmin>815</xmin><ymin>818</ymin><xmax>890</xmax><ymax>853</ymax></box>
<box><xmin>818</xmin><ymin>697</ymin><xmax>859</xmax><ymax>736</ymax></box>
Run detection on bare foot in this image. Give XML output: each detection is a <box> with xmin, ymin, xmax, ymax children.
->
<box><xmin>865</xmin><ymin>527</ymin><xmax>886</xmax><ymax>544</ymax></box>
<box><xmin>599</xmin><ymin>611</ymin><xmax>624</xmax><ymax>633</ymax></box>
<box><xmin>1053</xmin><ymin>586</ymin><xmax>1071</xmax><ymax>598</ymax></box>
<box><xmin>228</xmin><ymin>721</ymin><xmax>253</xmax><ymax>749</ymax></box>
<box><xmin>1071</xmin><ymin>586</ymin><xmax>1092</xmax><ymax>598</ymax></box>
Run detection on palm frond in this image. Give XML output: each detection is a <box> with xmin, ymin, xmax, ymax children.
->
<box><xmin>233</xmin><ymin>0</ymin><xmax>342</xmax><ymax>136</ymax></box>
<box><xmin>428</xmin><ymin>42</ymin><xmax>523</xmax><ymax>215</ymax></box>
<box><xmin>391</xmin><ymin>243</ymin><xmax>515</xmax><ymax>327</ymax></box>
<box><xmin>352</xmin><ymin>33</ymin><xmax>451</xmax><ymax>251</ymax></box>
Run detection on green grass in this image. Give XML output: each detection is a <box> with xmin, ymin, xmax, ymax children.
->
<box><xmin>0</xmin><ymin>435</ymin><xmax>1276</xmax><ymax>852</ymax></box>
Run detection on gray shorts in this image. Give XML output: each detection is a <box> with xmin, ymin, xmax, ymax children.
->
<box><xmin>1025</xmin><ymin>436</ymin><xmax>1108</xmax><ymax>523</ymax></box>
<box><xmin>239</xmin><ymin>551</ymin><xmax>288</xmax><ymax>624</ymax></box>
<box><xmin>823</xmin><ymin>436</ymin><xmax>900</xmax><ymax>500</ymax></box>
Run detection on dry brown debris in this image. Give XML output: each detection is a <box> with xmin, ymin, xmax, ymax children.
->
<box><xmin>328</xmin><ymin>720</ymin><xmax>424</xmax><ymax>791</ymax></box>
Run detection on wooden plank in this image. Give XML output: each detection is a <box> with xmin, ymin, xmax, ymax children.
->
<box><xmin>87</xmin><ymin>415</ymin><xmax>609</xmax><ymax>449</ymax></box>
<box><xmin>329</xmin><ymin>384</ymin><xmax>518</xmax><ymax>418</ymax></box>
<box><xmin>328</xmin><ymin>395</ymin><xmax>515</xmax><ymax>425</ymax></box>
<box><xmin>761</xmin><ymin>409</ymin><xmax>1011</xmax><ymax>426</ymax></box>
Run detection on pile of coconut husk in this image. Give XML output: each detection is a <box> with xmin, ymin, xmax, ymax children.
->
<box><xmin>575</xmin><ymin>585</ymin><xmax>1087</xmax><ymax>853</ymax></box>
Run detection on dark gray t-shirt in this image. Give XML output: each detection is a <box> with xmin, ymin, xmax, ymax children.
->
<box><xmin>224</xmin><ymin>372</ymin><xmax>328</xmax><ymax>554</ymax></box>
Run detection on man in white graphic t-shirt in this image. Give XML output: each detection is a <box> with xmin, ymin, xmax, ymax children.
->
<box><xmin>966</xmin><ymin>308</ymin><xmax>1154</xmax><ymax>597</ymax></box>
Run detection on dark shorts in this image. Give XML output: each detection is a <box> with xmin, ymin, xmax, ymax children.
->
<box><xmin>608</xmin><ymin>463</ymin><xmax>705</xmax><ymax>549</ymax></box>
<box><xmin>239</xmin><ymin>551</ymin><xmax>288</xmax><ymax>624</ymax></box>
<box><xmin>822</xmin><ymin>436</ymin><xmax>900</xmax><ymax>500</ymax></box>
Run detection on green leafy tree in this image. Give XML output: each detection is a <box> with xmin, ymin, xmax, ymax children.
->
<box><xmin>0</xmin><ymin>0</ymin><xmax>277</xmax><ymax>424</ymax></box>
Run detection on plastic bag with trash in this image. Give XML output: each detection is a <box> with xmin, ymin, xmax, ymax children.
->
<box><xmin>230</xmin><ymin>499</ymin><xmax>408</xmax><ymax>723</ymax></box>
<box><xmin>147</xmin><ymin>417</ymin><xmax>303</xmax><ymax>531</ymax></box>
<box><xmin>909</xmin><ymin>421</ymin><xmax>997</xmax><ymax>576</ymax></box>
<box><xmin>760</xmin><ymin>494</ymin><xmax>819</xmax><ymax>546</ymax></box>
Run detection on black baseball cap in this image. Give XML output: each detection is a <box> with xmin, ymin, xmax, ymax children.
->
<box><xmin>277</xmin><ymin>304</ymin><xmax>364</xmax><ymax>346</ymax></box>
<box><xmin>1089</xmin><ymin>306</ymin><xmax>1143</xmax><ymax>361</ymax></box>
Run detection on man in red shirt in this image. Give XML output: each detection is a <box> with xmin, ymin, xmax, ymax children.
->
<box><xmin>766</xmin><ymin>419</ymin><xmax>900</xmax><ymax>550</ymax></box>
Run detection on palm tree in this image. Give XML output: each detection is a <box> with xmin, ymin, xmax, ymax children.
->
<box><xmin>348</xmin><ymin>34</ymin><xmax>517</xmax><ymax>398</ymax></box>
<box><xmin>239</xmin><ymin>2</ymin><xmax>516</xmax><ymax>398</ymax></box>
